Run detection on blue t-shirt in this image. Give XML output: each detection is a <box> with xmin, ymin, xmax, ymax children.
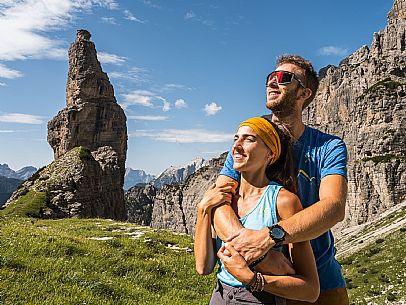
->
<box><xmin>219</xmin><ymin>125</ymin><xmax>348</xmax><ymax>291</ymax></box>
<box><xmin>216</xmin><ymin>183</ymin><xmax>282</xmax><ymax>287</ymax></box>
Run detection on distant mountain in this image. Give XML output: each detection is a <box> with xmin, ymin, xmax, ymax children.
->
<box><xmin>0</xmin><ymin>176</ymin><xmax>22</xmax><ymax>207</ymax></box>
<box><xmin>0</xmin><ymin>164</ymin><xmax>37</xmax><ymax>180</ymax></box>
<box><xmin>124</xmin><ymin>168</ymin><xmax>155</xmax><ymax>191</ymax></box>
<box><xmin>152</xmin><ymin>157</ymin><xmax>208</xmax><ymax>189</ymax></box>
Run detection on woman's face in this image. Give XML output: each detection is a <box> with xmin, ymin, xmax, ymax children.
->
<box><xmin>232</xmin><ymin>126</ymin><xmax>272</xmax><ymax>173</ymax></box>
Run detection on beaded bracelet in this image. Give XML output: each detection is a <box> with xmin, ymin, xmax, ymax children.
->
<box><xmin>247</xmin><ymin>271</ymin><xmax>266</xmax><ymax>292</ymax></box>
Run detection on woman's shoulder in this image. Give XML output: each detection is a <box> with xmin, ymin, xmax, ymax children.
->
<box><xmin>276</xmin><ymin>189</ymin><xmax>303</xmax><ymax>220</ymax></box>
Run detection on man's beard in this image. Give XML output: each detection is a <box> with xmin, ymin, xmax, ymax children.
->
<box><xmin>266</xmin><ymin>87</ymin><xmax>298</xmax><ymax>116</ymax></box>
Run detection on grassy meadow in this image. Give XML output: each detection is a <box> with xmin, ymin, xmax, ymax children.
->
<box><xmin>0</xmin><ymin>212</ymin><xmax>404</xmax><ymax>304</ymax></box>
<box><xmin>0</xmin><ymin>216</ymin><xmax>215</xmax><ymax>305</ymax></box>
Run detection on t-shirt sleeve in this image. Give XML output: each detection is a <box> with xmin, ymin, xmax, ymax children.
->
<box><xmin>219</xmin><ymin>149</ymin><xmax>240</xmax><ymax>182</ymax></box>
<box><xmin>320</xmin><ymin>137</ymin><xmax>348</xmax><ymax>180</ymax></box>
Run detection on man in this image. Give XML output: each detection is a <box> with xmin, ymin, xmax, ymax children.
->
<box><xmin>212</xmin><ymin>55</ymin><xmax>349</xmax><ymax>304</ymax></box>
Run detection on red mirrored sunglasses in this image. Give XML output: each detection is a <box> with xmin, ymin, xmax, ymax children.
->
<box><xmin>266</xmin><ymin>70</ymin><xmax>305</xmax><ymax>88</ymax></box>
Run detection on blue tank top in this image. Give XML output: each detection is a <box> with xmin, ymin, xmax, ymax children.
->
<box><xmin>216</xmin><ymin>182</ymin><xmax>282</xmax><ymax>287</ymax></box>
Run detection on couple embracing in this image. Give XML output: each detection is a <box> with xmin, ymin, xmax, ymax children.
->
<box><xmin>194</xmin><ymin>55</ymin><xmax>349</xmax><ymax>305</ymax></box>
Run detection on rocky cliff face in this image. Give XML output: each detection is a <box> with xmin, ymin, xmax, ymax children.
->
<box><xmin>126</xmin><ymin>153</ymin><xmax>227</xmax><ymax>234</ymax></box>
<box><xmin>5</xmin><ymin>29</ymin><xmax>127</xmax><ymax>220</ymax></box>
<box><xmin>5</xmin><ymin>147</ymin><xmax>126</xmax><ymax>219</ymax></box>
<box><xmin>303</xmin><ymin>0</ymin><xmax>406</xmax><ymax>229</ymax></box>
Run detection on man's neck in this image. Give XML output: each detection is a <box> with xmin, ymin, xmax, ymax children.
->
<box><xmin>271</xmin><ymin>112</ymin><xmax>305</xmax><ymax>141</ymax></box>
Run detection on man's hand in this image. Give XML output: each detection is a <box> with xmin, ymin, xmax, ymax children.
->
<box><xmin>255</xmin><ymin>250</ymin><xmax>295</xmax><ymax>275</ymax></box>
<box><xmin>217</xmin><ymin>243</ymin><xmax>254</xmax><ymax>285</ymax></box>
<box><xmin>226</xmin><ymin>227</ymin><xmax>273</xmax><ymax>264</ymax></box>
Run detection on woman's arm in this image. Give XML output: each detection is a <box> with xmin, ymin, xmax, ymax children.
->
<box><xmin>217</xmin><ymin>190</ymin><xmax>320</xmax><ymax>302</ymax></box>
<box><xmin>218</xmin><ymin>242</ymin><xmax>319</xmax><ymax>302</ymax></box>
<box><xmin>194</xmin><ymin>182</ymin><xmax>234</xmax><ymax>275</ymax></box>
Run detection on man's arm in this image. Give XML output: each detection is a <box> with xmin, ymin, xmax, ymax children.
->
<box><xmin>228</xmin><ymin>174</ymin><xmax>347</xmax><ymax>257</ymax></box>
<box><xmin>280</xmin><ymin>174</ymin><xmax>347</xmax><ymax>243</ymax></box>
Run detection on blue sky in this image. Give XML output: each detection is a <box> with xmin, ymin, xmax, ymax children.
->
<box><xmin>0</xmin><ymin>0</ymin><xmax>393</xmax><ymax>175</ymax></box>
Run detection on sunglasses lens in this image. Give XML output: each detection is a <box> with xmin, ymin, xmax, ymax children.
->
<box><xmin>267</xmin><ymin>71</ymin><xmax>294</xmax><ymax>85</ymax></box>
<box><xmin>280</xmin><ymin>72</ymin><xmax>294</xmax><ymax>84</ymax></box>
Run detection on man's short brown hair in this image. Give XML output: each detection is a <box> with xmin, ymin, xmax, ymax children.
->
<box><xmin>276</xmin><ymin>55</ymin><xmax>319</xmax><ymax>109</ymax></box>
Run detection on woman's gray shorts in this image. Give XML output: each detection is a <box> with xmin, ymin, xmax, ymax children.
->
<box><xmin>209</xmin><ymin>280</ymin><xmax>286</xmax><ymax>305</ymax></box>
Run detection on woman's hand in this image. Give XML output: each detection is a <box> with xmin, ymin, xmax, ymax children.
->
<box><xmin>197</xmin><ymin>182</ymin><xmax>236</xmax><ymax>215</ymax></box>
<box><xmin>217</xmin><ymin>243</ymin><xmax>254</xmax><ymax>285</ymax></box>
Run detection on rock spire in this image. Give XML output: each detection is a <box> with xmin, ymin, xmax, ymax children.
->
<box><xmin>5</xmin><ymin>29</ymin><xmax>130</xmax><ymax>219</ymax></box>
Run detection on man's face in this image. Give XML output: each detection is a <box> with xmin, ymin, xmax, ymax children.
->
<box><xmin>265</xmin><ymin>63</ymin><xmax>305</xmax><ymax>114</ymax></box>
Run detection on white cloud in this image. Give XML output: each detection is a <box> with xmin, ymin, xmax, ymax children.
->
<box><xmin>161</xmin><ymin>83</ymin><xmax>192</xmax><ymax>91</ymax></box>
<box><xmin>130</xmin><ymin>129</ymin><xmax>233</xmax><ymax>143</ymax></box>
<box><xmin>101</xmin><ymin>16</ymin><xmax>117</xmax><ymax>24</ymax></box>
<box><xmin>0</xmin><ymin>0</ymin><xmax>118</xmax><ymax>61</ymax></box>
<box><xmin>203</xmin><ymin>102</ymin><xmax>222</xmax><ymax>116</ymax></box>
<box><xmin>98</xmin><ymin>0</ymin><xmax>119</xmax><ymax>10</ymax></box>
<box><xmin>175</xmin><ymin>99</ymin><xmax>187</xmax><ymax>109</ymax></box>
<box><xmin>184</xmin><ymin>11</ymin><xmax>196</xmax><ymax>19</ymax></box>
<box><xmin>120</xmin><ymin>90</ymin><xmax>173</xmax><ymax>112</ymax></box>
<box><xmin>0</xmin><ymin>82</ymin><xmax>6</xmax><ymax>86</ymax></box>
<box><xmin>97</xmin><ymin>52</ymin><xmax>126</xmax><ymax>65</ymax></box>
<box><xmin>0</xmin><ymin>113</ymin><xmax>43</xmax><ymax>124</ymax></box>
<box><xmin>162</xmin><ymin>100</ymin><xmax>171</xmax><ymax>112</ymax></box>
<box><xmin>0</xmin><ymin>63</ymin><xmax>23</xmax><ymax>79</ymax></box>
<box><xmin>123</xmin><ymin>9</ymin><xmax>144</xmax><ymax>23</ymax></box>
<box><xmin>109</xmin><ymin>66</ymin><xmax>149</xmax><ymax>83</ymax></box>
<box><xmin>120</xmin><ymin>90</ymin><xmax>168</xmax><ymax>111</ymax></box>
<box><xmin>318</xmin><ymin>46</ymin><xmax>348</xmax><ymax>56</ymax></box>
<box><xmin>121</xmin><ymin>90</ymin><xmax>155</xmax><ymax>108</ymax></box>
<box><xmin>128</xmin><ymin>115</ymin><xmax>168</xmax><ymax>121</ymax></box>
<box><xmin>0</xmin><ymin>129</ymin><xmax>17</xmax><ymax>133</ymax></box>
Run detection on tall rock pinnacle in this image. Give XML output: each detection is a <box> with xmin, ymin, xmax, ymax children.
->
<box><xmin>48</xmin><ymin>29</ymin><xmax>127</xmax><ymax>173</ymax></box>
<box><xmin>66</xmin><ymin>29</ymin><xmax>115</xmax><ymax>106</ymax></box>
<box><xmin>44</xmin><ymin>29</ymin><xmax>128</xmax><ymax>219</ymax></box>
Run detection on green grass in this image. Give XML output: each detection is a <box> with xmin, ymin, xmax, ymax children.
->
<box><xmin>1</xmin><ymin>215</ymin><xmax>404</xmax><ymax>304</ymax></box>
<box><xmin>0</xmin><ymin>216</ymin><xmax>215</xmax><ymax>305</ymax></box>
<box><xmin>0</xmin><ymin>190</ymin><xmax>51</xmax><ymax>218</ymax></box>
<box><xmin>340</xmin><ymin>227</ymin><xmax>406</xmax><ymax>304</ymax></box>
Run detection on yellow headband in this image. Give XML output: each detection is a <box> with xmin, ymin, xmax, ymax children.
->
<box><xmin>239</xmin><ymin>117</ymin><xmax>281</xmax><ymax>165</ymax></box>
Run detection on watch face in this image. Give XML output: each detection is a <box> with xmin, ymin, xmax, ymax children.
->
<box><xmin>271</xmin><ymin>227</ymin><xmax>285</xmax><ymax>240</ymax></box>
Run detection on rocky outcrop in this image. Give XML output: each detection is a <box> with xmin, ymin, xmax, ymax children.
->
<box><xmin>5</xmin><ymin>30</ymin><xmax>127</xmax><ymax>220</ymax></box>
<box><xmin>47</xmin><ymin>29</ymin><xmax>127</xmax><ymax>180</ymax></box>
<box><xmin>125</xmin><ymin>184</ymin><xmax>156</xmax><ymax>224</ymax></box>
<box><xmin>303</xmin><ymin>0</ymin><xmax>406</xmax><ymax>229</ymax></box>
<box><xmin>126</xmin><ymin>153</ymin><xmax>227</xmax><ymax>234</ymax></box>
<box><xmin>5</xmin><ymin>147</ymin><xmax>126</xmax><ymax>219</ymax></box>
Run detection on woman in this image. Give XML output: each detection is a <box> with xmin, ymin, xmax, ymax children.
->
<box><xmin>194</xmin><ymin>117</ymin><xmax>319</xmax><ymax>304</ymax></box>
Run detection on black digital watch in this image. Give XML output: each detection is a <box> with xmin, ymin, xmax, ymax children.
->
<box><xmin>267</xmin><ymin>224</ymin><xmax>286</xmax><ymax>248</ymax></box>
